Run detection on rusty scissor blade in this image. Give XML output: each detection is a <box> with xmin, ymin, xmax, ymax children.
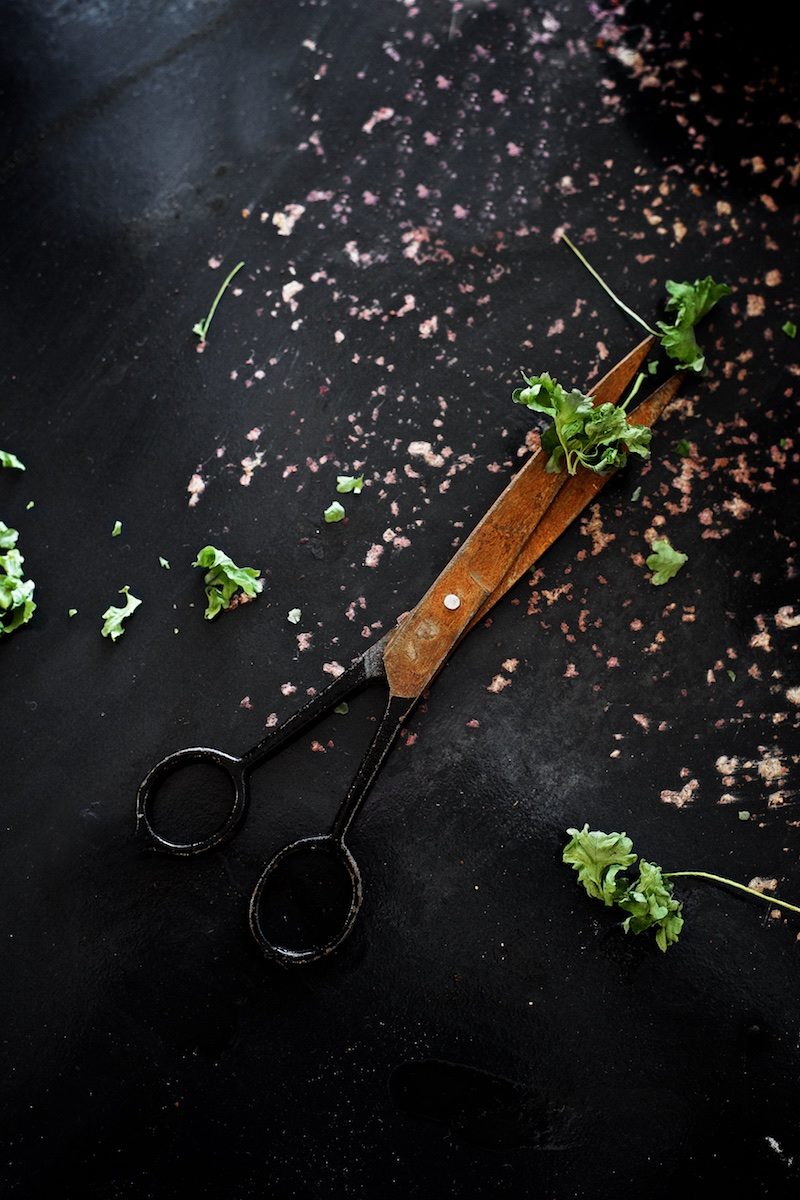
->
<box><xmin>382</xmin><ymin>337</ymin><xmax>674</xmax><ymax>700</ymax></box>
<box><xmin>467</xmin><ymin>369</ymin><xmax>684</xmax><ymax>629</ymax></box>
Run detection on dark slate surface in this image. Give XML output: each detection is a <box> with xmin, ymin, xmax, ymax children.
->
<box><xmin>1</xmin><ymin>1</ymin><xmax>798</xmax><ymax>1195</ymax></box>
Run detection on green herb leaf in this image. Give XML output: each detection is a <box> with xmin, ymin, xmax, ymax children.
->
<box><xmin>647</xmin><ymin>360</ymin><xmax>659</xmax><ymax>375</ymax></box>
<box><xmin>0</xmin><ymin>450</ymin><xmax>25</xmax><ymax>471</ymax></box>
<box><xmin>159</xmin><ymin>556</ymin><xmax>170</xmax><ymax>569</ymax></box>
<box><xmin>0</xmin><ymin>523</ymin><xmax>36</xmax><ymax>636</ymax></box>
<box><xmin>674</xmin><ymin>439</ymin><xmax>692</xmax><ymax>457</ymax></box>
<box><xmin>112</xmin><ymin>520</ymin><xmax>122</xmax><ymax>537</ymax></box>
<box><xmin>656</xmin><ymin>277</ymin><xmax>732</xmax><ymax>373</ymax></box>
<box><xmin>68</xmin><ymin>608</ymin><xmax>78</xmax><ymax>617</ymax></box>
<box><xmin>334</xmin><ymin>702</ymin><xmax>349</xmax><ymax>715</ymax></box>
<box><xmin>336</xmin><ymin>474</ymin><xmax>364</xmax><ymax>494</ymax></box>
<box><xmin>513</xmin><ymin>373</ymin><xmax>651</xmax><ymax>476</ymax></box>
<box><xmin>287</xmin><ymin>608</ymin><xmax>301</xmax><ymax>624</ymax></box>
<box><xmin>563</xmin><ymin>825</ymin><xmax>637</xmax><ymax>906</ymax></box>
<box><xmin>631</xmin><ymin>486</ymin><xmax>642</xmax><ymax>502</ymax></box>
<box><xmin>646</xmin><ymin>538</ymin><xmax>687</xmax><ymax>586</ymax></box>
<box><xmin>192</xmin><ymin>546</ymin><xmax>262</xmax><ymax>620</ymax></box>
<box><xmin>782</xmin><ymin>320</ymin><xmax>797</xmax><ymax>339</ymax></box>
<box><xmin>193</xmin><ymin>261</ymin><xmax>244</xmax><ymax>342</ymax></box>
<box><xmin>100</xmin><ymin>585</ymin><xmax>141</xmax><ymax>641</ymax></box>
<box><xmin>26</xmin><ymin>501</ymin><xmax>34</xmax><ymax>510</ymax></box>
<box><xmin>324</xmin><ymin>501</ymin><xmax>346</xmax><ymax>523</ymax></box>
<box><xmin>618</xmin><ymin>859</ymin><xmax>685</xmax><ymax>952</ymax></box>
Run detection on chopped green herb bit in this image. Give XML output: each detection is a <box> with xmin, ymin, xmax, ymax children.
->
<box><xmin>727</xmin><ymin>669</ymin><xmax>736</xmax><ymax>682</ymax></box>
<box><xmin>647</xmin><ymin>360</ymin><xmax>659</xmax><ymax>375</ymax></box>
<box><xmin>0</xmin><ymin>450</ymin><xmax>25</xmax><ymax>471</ymax></box>
<box><xmin>26</xmin><ymin>500</ymin><xmax>34</xmax><ymax>510</ymax></box>
<box><xmin>159</xmin><ymin>556</ymin><xmax>170</xmax><ymax>569</ymax></box>
<box><xmin>513</xmin><ymin>372</ymin><xmax>651</xmax><ymax>476</ymax></box>
<box><xmin>656</xmin><ymin>277</ymin><xmax>732</xmax><ymax>373</ymax></box>
<box><xmin>780</xmin><ymin>437</ymin><xmax>789</xmax><ymax>449</ymax></box>
<box><xmin>287</xmin><ymin>608</ymin><xmax>301</xmax><ymax>624</ymax></box>
<box><xmin>0</xmin><ymin>522</ymin><xmax>36</xmax><ymax>636</ymax></box>
<box><xmin>68</xmin><ymin>608</ymin><xmax>78</xmax><ymax>617</ymax></box>
<box><xmin>617</xmin><ymin>859</ymin><xmax>685</xmax><ymax>953</ymax></box>
<box><xmin>192</xmin><ymin>546</ymin><xmax>262</xmax><ymax>619</ymax></box>
<box><xmin>674</xmin><ymin>439</ymin><xmax>692</xmax><ymax>457</ymax></box>
<box><xmin>193</xmin><ymin>260</ymin><xmax>245</xmax><ymax>341</ymax></box>
<box><xmin>101</xmin><ymin>585</ymin><xmax>141</xmax><ymax>641</ymax></box>
<box><xmin>336</xmin><ymin>474</ymin><xmax>364</xmax><ymax>494</ymax></box>
<box><xmin>738</xmin><ymin>810</ymin><xmax>750</xmax><ymax>821</ymax></box>
<box><xmin>563</xmin><ymin>826</ymin><xmax>637</xmax><ymax>906</ymax></box>
<box><xmin>782</xmin><ymin>320</ymin><xmax>797</xmax><ymax>339</ymax></box>
<box><xmin>324</xmin><ymin>501</ymin><xmax>346</xmax><ymax>523</ymax></box>
<box><xmin>646</xmin><ymin>538</ymin><xmax>687</xmax><ymax>586</ymax></box>
<box><xmin>631</xmin><ymin>486</ymin><xmax>642</xmax><ymax>502</ymax></box>
<box><xmin>112</xmin><ymin>520</ymin><xmax>122</xmax><ymax>537</ymax></box>
<box><xmin>334</xmin><ymin>702</ymin><xmax>349</xmax><ymax>715</ymax></box>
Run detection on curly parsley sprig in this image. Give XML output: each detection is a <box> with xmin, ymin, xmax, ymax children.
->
<box><xmin>560</xmin><ymin>233</ymin><xmax>731</xmax><ymax>373</ymax></box>
<box><xmin>512</xmin><ymin>371</ymin><xmax>650</xmax><ymax>476</ymax></box>
<box><xmin>564</xmin><ymin>825</ymin><xmax>800</xmax><ymax>952</ymax></box>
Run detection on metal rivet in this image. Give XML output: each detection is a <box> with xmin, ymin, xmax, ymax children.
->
<box><xmin>443</xmin><ymin>593</ymin><xmax>461</xmax><ymax>610</ymax></box>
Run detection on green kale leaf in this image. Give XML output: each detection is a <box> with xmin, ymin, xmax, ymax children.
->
<box><xmin>336</xmin><ymin>475</ymin><xmax>364</xmax><ymax>494</ymax></box>
<box><xmin>101</xmin><ymin>585</ymin><xmax>141</xmax><ymax>641</ymax></box>
<box><xmin>563</xmin><ymin>825</ymin><xmax>637</xmax><ymax>906</ymax></box>
<box><xmin>192</xmin><ymin>546</ymin><xmax>262</xmax><ymax>619</ymax></box>
<box><xmin>646</xmin><ymin>538</ymin><xmax>687</xmax><ymax>586</ymax></box>
<box><xmin>656</xmin><ymin>277</ymin><xmax>732</xmax><ymax>373</ymax></box>
<box><xmin>324</xmin><ymin>501</ymin><xmax>346</xmax><ymax>523</ymax></box>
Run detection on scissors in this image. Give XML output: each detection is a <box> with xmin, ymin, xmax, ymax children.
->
<box><xmin>137</xmin><ymin>337</ymin><xmax>681</xmax><ymax>966</ymax></box>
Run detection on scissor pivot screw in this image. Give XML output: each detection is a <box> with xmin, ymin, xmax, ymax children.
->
<box><xmin>443</xmin><ymin>593</ymin><xmax>461</xmax><ymax>610</ymax></box>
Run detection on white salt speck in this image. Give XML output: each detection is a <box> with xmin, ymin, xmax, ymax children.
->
<box><xmin>282</xmin><ymin>280</ymin><xmax>304</xmax><ymax>307</ymax></box>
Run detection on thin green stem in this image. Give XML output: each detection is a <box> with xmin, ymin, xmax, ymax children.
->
<box><xmin>620</xmin><ymin>371</ymin><xmax>646</xmax><ymax>411</ymax></box>
<box><xmin>665</xmin><ymin>871</ymin><xmax>800</xmax><ymax>917</ymax></box>
<box><xmin>194</xmin><ymin>260</ymin><xmax>245</xmax><ymax>340</ymax></box>
<box><xmin>560</xmin><ymin>233</ymin><xmax>659</xmax><ymax>337</ymax></box>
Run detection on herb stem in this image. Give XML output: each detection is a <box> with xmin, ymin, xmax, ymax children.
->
<box><xmin>621</xmin><ymin>370</ymin><xmax>646</xmax><ymax>410</ymax></box>
<box><xmin>560</xmin><ymin>233</ymin><xmax>659</xmax><ymax>338</ymax></box>
<box><xmin>664</xmin><ymin>871</ymin><xmax>800</xmax><ymax>916</ymax></box>
<box><xmin>194</xmin><ymin>260</ymin><xmax>244</xmax><ymax>340</ymax></box>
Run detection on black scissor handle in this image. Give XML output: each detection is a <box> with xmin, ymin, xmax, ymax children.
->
<box><xmin>136</xmin><ymin>746</ymin><xmax>247</xmax><ymax>855</ymax></box>
<box><xmin>248</xmin><ymin>834</ymin><xmax>362</xmax><ymax>966</ymax></box>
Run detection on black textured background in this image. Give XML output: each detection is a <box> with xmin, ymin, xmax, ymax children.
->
<box><xmin>1</xmin><ymin>1</ymin><xmax>798</xmax><ymax>1196</ymax></box>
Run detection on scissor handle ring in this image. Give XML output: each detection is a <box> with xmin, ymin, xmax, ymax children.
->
<box><xmin>248</xmin><ymin>834</ymin><xmax>363</xmax><ymax>966</ymax></box>
<box><xmin>136</xmin><ymin>746</ymin><xmax>247</xmax><ymax>855</ymax></box>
